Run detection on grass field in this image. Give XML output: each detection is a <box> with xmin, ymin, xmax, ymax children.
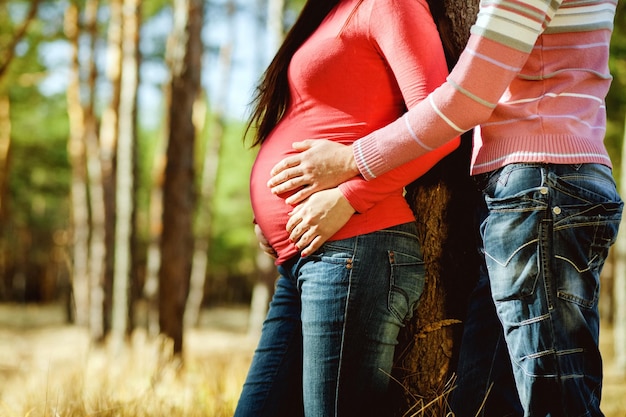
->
<box><xmin>0</xmin><ymin>303</ymin><xmax>624</xmax><ymax>417</ymax></box>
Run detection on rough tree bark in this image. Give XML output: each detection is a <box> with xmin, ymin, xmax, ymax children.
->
<box><xmin>391</xmin><ymin>1</ymin><xmax>481</xmax><ymax>415</ymax></box>
<box><xmin>159</xmin><ymin>0</ymin><xmax>203</xmax><ymax>355</ymax></box>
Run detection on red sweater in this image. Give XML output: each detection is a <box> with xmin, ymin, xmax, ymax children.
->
<box><xmin>250</xmin><ymin>0</ymin><xmax>460</xmax><ymax>264</ymax></box>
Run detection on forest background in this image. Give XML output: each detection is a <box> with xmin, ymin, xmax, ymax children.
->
<box><xmin>0</xmin><ymin>0</ymin><xmax>625</xmax><ymax>415</ymax></box>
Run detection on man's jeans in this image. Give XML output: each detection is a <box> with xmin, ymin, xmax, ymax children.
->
<box><xmin>452</xmin><ymin>163</ymin><xmax>623</xmax><ymax>417</ymax></box>
<box><xmin>234</xmin><ymin>222</ymin><xmax>425</xmax><ymax>417</ymax></box>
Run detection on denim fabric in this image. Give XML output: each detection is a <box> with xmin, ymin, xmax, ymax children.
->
<box><xmin>452</xmin><ymin>163</ymin><xmax>623</xmax><ymax>417</ymax></box>
<box><xmin>234</xmin><ymin>222</ymin><xmax>425</xmax><ymax>417</ymax></box>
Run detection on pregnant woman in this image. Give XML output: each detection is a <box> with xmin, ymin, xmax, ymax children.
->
<box><xmin>234</xmin><ymin>0</ymin><xmax>460</xmax><ymax>415</ymax></box>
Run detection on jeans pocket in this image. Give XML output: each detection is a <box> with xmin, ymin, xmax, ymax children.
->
<box><xmin>388</xmin><ymin>250</ymin><xmax>425</xmax><ymax>323</ymax></box>
<box><xmin>553</xmin><ymin>207</ymin><xmax>622</xmax><ymax>308</ymax></box>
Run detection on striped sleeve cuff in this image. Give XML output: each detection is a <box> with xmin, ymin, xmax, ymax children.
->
<box><xmin>353</xmin><ymin>133</ymin><xmax>390</xmax><ymax>181</ymax></box>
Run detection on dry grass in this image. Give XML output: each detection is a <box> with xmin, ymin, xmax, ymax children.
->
<box><xmin>0</xmin><ymin>304</ymin><xmax>625</xmax><ymax>417</ymax></box>
<box><xmin>0</xmin><ymin>304</ymin><xmax>256</xmax><ymax>417</ymax></box>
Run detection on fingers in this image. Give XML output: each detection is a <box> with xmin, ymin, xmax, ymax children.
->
<box><xmin>269</xmin><ymin>156</ymin><xmax>300</xmax><ymax>178</ymax></box>
<box><xmin>291</xmin><ymin>139</ymin><xmax>315</xmax><ymax>151</ymax></box>
<box><xmin>269</xmin><ymin>174</ymin><xmax>309</xmax><ymax>196</ymax></box>
<box><xmin>254</xmin><ymin>224</ymin><xmax>277</xmax><ymax>259</ymax></box>
<box><xmin>284</xmin><ymin>186</ymin><xmax>315</xmax><ymax>205</ymax></box>
<box><xmin>300</xmin><ymin>235</ymin><xmax>324</xmax><ymax>257</ymax></box>
<box><xmin>259</xmin><ymin>241</ymin><xmax>277</xmax><ymax>259</ymax></box>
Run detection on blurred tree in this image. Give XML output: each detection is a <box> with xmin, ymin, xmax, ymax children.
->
<box><xmin>65</xmin><ymin>0</ymin><xmax>90</xmax><ymax>326</ymax></box>
<box><xmin>159</xmin><ymin>0</ymin><xmax>203</xmax><ymax>355</ymax></box>
<box><xmin>185</xmin><ymin>0</ymin><xmax>237</xmax><ymax>328</ymax></box>
<box><xmin>99</xmin><ymin>0</ymin><xmax>123</xmax><ymax>335</ymax></box>
<box><xmin>111</xmin><ymin>0</ymin><xmax>141</xmax><ymax>347</ymax></box>
<box><xmin>0</xmin><ymin>0</ymin><xmax>40</xmax><ymax>79</ymax></box>
<box><xmin>83</xmin><ymin>0</ymin><xmax>107</xmax><ymax>343</ymax></box>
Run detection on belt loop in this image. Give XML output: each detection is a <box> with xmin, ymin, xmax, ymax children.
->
<box><xmin>540</xmin><ymin>165</ymin><xmax>548</xmax><ymax>188</ymax></box>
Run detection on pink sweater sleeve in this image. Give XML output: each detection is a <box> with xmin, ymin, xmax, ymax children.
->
<box><xmin>353</xmin><ymin>0</ymin><xmax>563</xmax><ymax>180</ymax></box>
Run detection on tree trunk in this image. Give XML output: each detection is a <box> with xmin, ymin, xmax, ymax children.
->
<box><xmin>391</xmin><ymin>1</ymin><xmax>480</xmax><ymax>414</ymax></box>
<box><xmin>0</xmin><ymin>94</ymin><xmax>11</xmax><ymax>300</ymax></box>
<box><xmin>184</xmin><ymin>92</ymin><xmax>210</xmax><ymax>328</ymax></box>
<box><xmin>185</xmin><ymin>0</ymin><xmax>234</xmax><ymax>328</ymax></box>
<box><xmin>127</xmin><ymin>0</ymin><xmax>142</xmax><ymax>336</ymax></box>
<box><xmin>110</xmin><ymin>0</ymin><xmax>140</xmax><ymax>348</ymax></box>
<box><xmin>65</xmin><ymin>1</ymin><xmax>90</xmax><ymax>327</ymax></box>
<box><xmin>143</xmin><ymin>98</ymin><xmax>169</xmax><ymax>337</ymax></box>
<box><xmin>99</xmin><ymin>0</ymin><xmax>124</xmax><ymax>337</ymax></box>
<box><xmin>82</xmin><ymin>0</ymin><xmax>108</xmax><ymax>344</ymax></box>
<box><xmin>159</xmin><ymin>0</ymin><xmax>203</xmax><ymax>355</ymax></box>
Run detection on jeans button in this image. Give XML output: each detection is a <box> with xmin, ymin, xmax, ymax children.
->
<box><xmin>553</xmin><ymin>206</ymin><xmax>561</xmax><ymax>215</ymax></box>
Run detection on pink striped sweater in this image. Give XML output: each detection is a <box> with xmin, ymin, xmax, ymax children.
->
<box><xmin>353</xmin><ymin>0</ymin><xmax>617</xmax><ymax>177</ymax></box>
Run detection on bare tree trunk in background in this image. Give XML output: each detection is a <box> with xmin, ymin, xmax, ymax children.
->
<box><xmin>266</xmin><ymin>0</ymin><xmax>285</xmax><ymax>53</ymax></box>
<box><xmin>613</xmin><ymin>114</ymin><xmax>626</xmax><ymax>376</ymax></box>
<box><xmin>111</xmin><ymin>0</ymin><xmax>140</xmax><ymax>349</ymax></box>
<box><xmin>391</xmin><ymin>1</ymin><xmax>481</xmax><ymax>414</ymax></box>
<box><xmin>65</xmin><ymin>2</ymin><xmax>90</xmax><ymax>327</ymax></box>
<box><xmin>0</xmin><ymin>95</ymin><xmax>11</xmax><ymax>300</ymax></box>
<box><xmin>185</xmin><ymin>0</ymin><xmax>234</xmax><ymax>329</ymax></box>
<box><xmin>183</xmin><ymin>91</ymin><xmax>209</xmax><ymax>328</ymax></box>
<box><xmin>159</xmin><ymin>0</ymin><xmax>203</xmax><ymax>355</ymax></box>
<box><xmin>82</xmin><ymin>0</ymin><xmax>107</xmax><ymax>344</ymax></box>
<box><xmin>143</xmin><ymin>87</ymin><xmax>169</xmax><ymax>337</ymax></box>
<box><xmin>99</xmin><ymin>0</ymin><xmax>123</xmax><ymax>336</ymax></box>
<box><xmin>127</xmin><ymin>0</ymin><xmax>142</xmax><ymax>336</ymax></box>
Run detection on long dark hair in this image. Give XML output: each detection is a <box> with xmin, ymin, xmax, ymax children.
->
<box><xmin>246</xmin><ymin>0</ymin><xmax>340</xmax><ymax>147</ymax></box>
<box><xmin>245</xmin><ymin>0</ymin><xmax>456</xmax><ymax>147</ymax></box>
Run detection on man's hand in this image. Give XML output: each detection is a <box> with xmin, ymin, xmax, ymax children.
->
<box><xmin>268</xmin><ymin>140</ymin><xmax>359</xmax><ymax>205</ymax></box>
<box><xmin>286</xmin><ymin>188</ymin><xmax>355</xmax><ymax>257</ymax></box>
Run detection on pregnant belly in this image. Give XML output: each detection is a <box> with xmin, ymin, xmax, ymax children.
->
<box><xmin>249</xmin><ymin>144</ymin><xmax>301</xmax><ymax>260</ymax></box>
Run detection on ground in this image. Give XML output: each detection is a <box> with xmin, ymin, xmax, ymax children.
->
<box><xmin>0</xmin><ymin>303</ymin><xmax>625</xmax><ymax>416</ymax></box>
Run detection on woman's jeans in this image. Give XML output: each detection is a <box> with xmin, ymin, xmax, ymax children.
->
<box><xmin>234</xmin><ymin>222</ymin><xmax>425</xmax><ymax>417</ymax></box>
<box><xmin>451</xmin><ymin>163</ymin><xmax>623</xmax><ymax>417</ymax></box>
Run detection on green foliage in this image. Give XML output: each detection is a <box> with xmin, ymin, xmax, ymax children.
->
<box><xmin>1</xmin><ymin>0</ymin><xmax>625</xmax><ymax>306</ymax></box>
<box><xmin>206</xmin><ymin>120</ymin><xmax>258</xmax><ymax>281</ymax></box>
<box><xmin>10</xmin><ymin>90</ymin><xmax>69</xmax><ymax>206</ymax></box>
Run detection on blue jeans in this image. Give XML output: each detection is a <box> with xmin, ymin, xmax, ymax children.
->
<box><xmin>234</xmin><ymin>222</ymin><xmax>425</xmax><ymax>417</ymax></box>
<box><xmin>451</xmin><ymin>163</ymin><xmax>623</xmax><ymax>417</ymax></box>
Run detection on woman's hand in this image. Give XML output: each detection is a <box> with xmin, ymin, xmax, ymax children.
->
<box><xmin>254</xmin><ymin>223</ymin><xmax>277</xmax><ymax>259</ymax></box>
<box><xmin>268</xmin><ymin>140</ymin><xmax>359</xmax><ymax>205</ymax></box>
<box><xmin>287</xmin><ymin>188</ymin><xmax>355</xmax><ymax>257</ymax></box>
